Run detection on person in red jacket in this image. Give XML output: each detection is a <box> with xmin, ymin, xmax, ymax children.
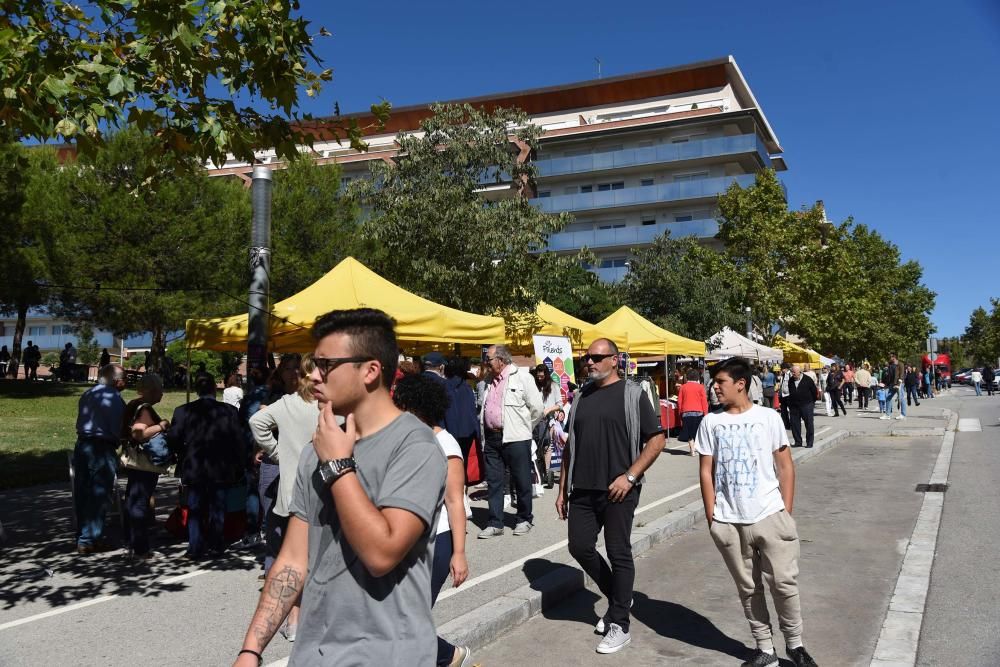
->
<box><xmin>677</xmin><ymin>368</ymin><xmax>709</xmax><ymax>456</ymax></box>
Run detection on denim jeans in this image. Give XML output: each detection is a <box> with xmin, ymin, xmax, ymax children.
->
<box><xmin>72</xmin><ymin>437</ymin><xmax>119</xmax><ymax>547</ymax></box>
<box><xmin>905</xmin><ymin>385</ymin><xmax>920</xmax><ymax>406</ymax></box>
<box><xmin>187</xmin><ymin>484</ymin><xmax>227</xmax><ymax>556</ymax></box>
<box><xmin>430</xmin><ymin>531</ymin><xmax>458</xmax><ymax>666</ymax></box>
<box><xmin>483</xmin><ymin>431</ymin><xmax>533</xmax><ymax>528</ymax></box>
<box><xmin>258</xmin><ymin>461</ymin><xmax>280</xmax><ymax>571</ymax></box>
<box><xmin>124</xmin><ymin>469</ymin><xmax>159</xmax><ymax>555</ymax></box>
<box><xmin>974</xmin><ymin>381</ymin><xmax>982</xmax><ymax>396</ymax></box>
<box><xmin>885</xmin><ymin>386</ymin><xmax>906</xmax><ymax>416</ymax></box>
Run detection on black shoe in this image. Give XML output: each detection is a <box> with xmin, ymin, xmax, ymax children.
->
<box><xmin>787</xmin><ymin>645</ymin><xmax>818</xmax><ymax>667</ymax></box>
<box><xmin>805</xmin><ymin>444</ymin><xmax>813</xmax><ymax>448</ymax></box>
<box><xmin>741</xmin><ymin>649</ymin><xmax>779</xmax><ymax>667</ymax></box>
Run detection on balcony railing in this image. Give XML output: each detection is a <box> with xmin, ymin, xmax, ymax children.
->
<box><xmin>531</xmin><ymin>173</ymin><xmax>756</xmax><ymax>214</ymax></box>
<box><xmin>535</xmin><ymin>133</ymin><xmax>770</xmax><ymax>178</ymax></box>
<box><xmin>546</xmin><ymin>219</ymin><xmax>719</xmax><ymax>251</ymax></box>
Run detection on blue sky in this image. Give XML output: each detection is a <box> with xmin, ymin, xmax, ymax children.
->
<box><xmin>294</xmin><ymin>0</ymin><xmax>1000</xmax><ymax>336</ymax></box>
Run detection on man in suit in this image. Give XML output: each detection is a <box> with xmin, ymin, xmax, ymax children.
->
<box><xmin>786</xmin><ymin>364</ymin><xmax>819</xmax><ymax>448</ymax></box>
<box><xmin>167</xmin><ymin>374</ymin><xmax>247</xmax><ymax>559</ymax></box>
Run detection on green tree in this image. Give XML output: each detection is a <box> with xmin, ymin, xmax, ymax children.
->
<box><xmin>74</xmin><ymin>323</ymin><xmax>101</xmax><ymax>366</ymax></box>
<box><xmin>38</xmin><ymin>130</ymin><xmax>250</xmax><ymax>373</ymax></box>
<box><xmin>0</xmin><ymin>0</ymin><xmax>389</xmax><ymax>167</ymax></box>
<box><xmin>0</xmin><ymin>144</ymin><xmax>59</xmax><ymax>376</ymax></box>
<box><xmin>537</xmin><ymin>255</ymin><xmax>619</xmax><ymax>324</ymax></box>
<box><xmin>619</xmin><ymin>232</ymin><xmax>740</xmax><ymax>339</ymax></box>
<box><xmin>353</xmin><ymin>103</ymin><xmax>571</xmax><ymax>315</ymax></box>
<box><xmin>962</xmin><ymin>304</ymin><xmax>999</xmax><ymax>365</ymax></box>
<box><xmin>165</xmin><ymin>339</ymin><xmax>241</xmax><ymax>383</ymax></box>
<box><xmin>269</xmin><ymin>159</ymin><xmax>360</xmax><ymax>301</ymax></box>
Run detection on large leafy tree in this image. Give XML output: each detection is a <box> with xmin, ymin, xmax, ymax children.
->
<box><xmin>537</xmin><ymin>254</ymin><xmax>619</xmax><ymax>325</ymax></box>
<box><xmin>37</xmin><ymin>130</ymin><xmax>250</xmax><ymax>372</ymax></box>
<box><xmin>269</xmin><ymin>159</ymin><xmax>359</xmax><ymax>301</ymax></box>
<box><xmin>619</xmin><ymin>232</ymin><xmax>740</xmax><ymax>340</ymax></box>
<box><xmin>353</xmin><ymin>103</ymin><xmax>571</xmax><ymax>315</ymax></box>
<box><xmin>962</xmin><ymin>302</ymin><xmax>1000</xmax><ymax>365</ymax></box>
<box><xmin>0</xmin><ymin>0</ymin><xmax>389</xmax><ymax>166</ymax></box>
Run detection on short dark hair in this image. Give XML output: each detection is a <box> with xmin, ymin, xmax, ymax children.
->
<box><xmin>194</xmin><ymin>374</ymin><xmax>216</xmax><ymax>395</ymax></box>
<box><xmin>312</xmin><ymin>308</ymin><xmax>398</xmax><ymax>389</ymax></box>
<box><xmin>686</xmin><ymin>368</ymin><xmax>700</xmax><ymax>382</ymax></box>
<box><xmin>712</xmin><ymin>356</ymin><xmax>752</xmax><ymax>393</ymax></box>
<box><xmin>444</xmin><ymin>356</ymin><xmax>470</xmax><ymax>379</ymax></box>
<box><xmin>391</xmin><ymin>373</ymin><xmax>450</xmax><ymax>427</ymax></box>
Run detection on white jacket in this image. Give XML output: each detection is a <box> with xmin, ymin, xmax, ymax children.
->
<box><xmin>479</xmin><ymin>365</ymin><xmax>544</xmax><ymax>443</ymax></box>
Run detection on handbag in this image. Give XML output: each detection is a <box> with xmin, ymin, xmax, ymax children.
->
<box><xmin>120</xmin><ymin>403</ymin><xmax>174</xmax><ymax>474</ymax></box>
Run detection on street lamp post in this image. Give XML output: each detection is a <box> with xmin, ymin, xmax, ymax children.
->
<box><xmin>745</xmin><ymin>306</ymin><xmax>753</xmax><ymax>340</ymax></box>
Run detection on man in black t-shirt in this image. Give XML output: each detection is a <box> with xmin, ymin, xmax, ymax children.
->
<box><xmin>556</xmin><ymin>338</ymin><xmax>666</xmax><ymax>655</ymax></box>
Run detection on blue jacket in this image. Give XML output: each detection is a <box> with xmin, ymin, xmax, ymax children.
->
<box><xmin>444</xmin><ymin>375</ymin><xmax>480</xmax><ymax>440</ymax></box>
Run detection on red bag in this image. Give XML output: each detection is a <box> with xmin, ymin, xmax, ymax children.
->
<box><xmin>465</xmin><ymin>438</ymin><xmax>484</xmax><ymax>486</ymax></box>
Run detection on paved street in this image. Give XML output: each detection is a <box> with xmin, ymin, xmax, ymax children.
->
<box><xmin>0</xmin><ymin>389</ymin><xmax>992</xmax><ymax>666</ymax></box>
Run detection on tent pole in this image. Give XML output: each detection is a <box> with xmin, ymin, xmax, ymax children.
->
<box><xmin>185</xmin><ymin>347</ymin><xmax>191</xmax><ymax>403</ymax></box>
<box><xmin>664</xmin><ymin>352</ymin><xmax>669</xmax><ymax>441</ymax></box>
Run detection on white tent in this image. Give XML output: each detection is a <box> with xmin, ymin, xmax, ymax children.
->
<box><xmin>809</xmin><ymin>349</ymin><xmax>837</xmax><ymax>366</ymax></box>
<box><xmin>706</xmin><ymin>328</ymin><xmax>785</xmax><ymax>364</ymax></box>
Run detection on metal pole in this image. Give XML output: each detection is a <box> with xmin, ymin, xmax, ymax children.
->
<box><xmin>745</xmin><ymin>306</ymin><xmax>753</xmax><ymax>340</ymax></box>
<box><xmin>248</xmin><ymin>166</ymin><xmax>273</xmax><ymax>381</ymax></box>
<box><xmin>186</xmin><ymin>347</ymin><xmax>191</xmax><ymax>403</ymax></box>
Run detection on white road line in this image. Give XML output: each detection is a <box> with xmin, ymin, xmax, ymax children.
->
<box><xmin>958</xmin><ymin>418</ymin><xmax>981</xmax><ymax>432</ymax></box>
<box><xmin>0</xmin><ymin>568</ymin><xmax>209</xmax><ymax>631</ymax></box>
<box><xmin>634</xmin><ymin>483</ymin><xmax>701</xmax><ymax>516</ymax></box>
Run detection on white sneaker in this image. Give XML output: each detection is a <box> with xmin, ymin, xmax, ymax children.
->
<box><xmin>895</xmin><ymin>415</ymin><xmax>905</xmax><ymax>420</ymax></box>
<box><xmin>595</xmin><ymin>599</ymin><xmax>634</xmax><ymax>634</ymax></box>
<box><xmin>477</xmin><ymin>526</ymin><xmax>503</xmax><ymax>539</ymax></box>
<box><xmin>879</xmin><ymin>415</ymin><xmax>890</xmax><ymax>420</ymax></box>
<box><xmin>596</xmin><ymin>623</ymin><xmax>631</xmax><ymax>654</ymax></box>
<box><xmin>513</xmin><ymin>521</ymin><xmax>532</xmax><ymax>536</ymax></box>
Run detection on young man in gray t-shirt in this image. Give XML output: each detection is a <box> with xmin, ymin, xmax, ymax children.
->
<box><xmin>234</xmin><ymin>309</ymin><xmax>447</xmax><ymax>667</ymax></box>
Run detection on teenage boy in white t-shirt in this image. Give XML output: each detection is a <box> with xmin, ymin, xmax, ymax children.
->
<box><xmin>696</xmin><ymin>357</ymin><xmax>819</xmax><ymax>667</ymax></box>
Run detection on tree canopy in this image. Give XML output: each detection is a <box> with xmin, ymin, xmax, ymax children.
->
<box><xmin>0</xmin><ymin>0</ymin><xmax>389</xmax><ymax>166</ymax></box>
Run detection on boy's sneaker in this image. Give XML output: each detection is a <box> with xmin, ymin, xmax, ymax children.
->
<box><xmin>595</xmin><ymin>623</ymin><xmax>631</xmax><ymax>654</ymax></box>
<box><xmin>895</xmin><ymin>415</ymin><xmax>905</xmax><ymax>420</ymax></box>
<box><xmin>595</xmin><ymin>598</ymin><xmax>634</xmax><ymax>634</ymax></box>
<box><xmin>477</xmin><ymin>526</ymin><xmax>503</xmax><ymax>539</ymax></box>
<box><xmin>512</xmin><ymin>521</ymin><xmax>532</xmax><ymax>536</ymax></box>
<box><xmin>879</xmin><ymin>415</ymin><xmax>890</xmax><ymax>420</ymax></box>
<box><xmin>741</xmin><ymin>649</ymin><xmax>779</xmax><ymax>667</ymax></box>
<box><xmin>787</xmin><ymin>645</ymin><xmax>818</xmax><ymax>667</ymax></box>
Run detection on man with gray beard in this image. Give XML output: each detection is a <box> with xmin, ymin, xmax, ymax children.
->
<box><xmin>557</xmin><ymin>338</ymin><xmax>666</xmax><ymax>654</ymax></box>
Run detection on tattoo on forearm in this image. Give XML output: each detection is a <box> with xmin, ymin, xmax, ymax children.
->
<box><xmin>248</xmin><ymin>565</ymin><xmax>303</xmax><ymax>648</ymax></box>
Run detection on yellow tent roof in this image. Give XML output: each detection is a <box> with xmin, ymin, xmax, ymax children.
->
<box><xmin>504</xmin><ymin>302</ymin><xmax>629</xmax><ymax>353</ymax></box>
<box><xmin>185</xmin><ymin>257</ymin><xmax>506</xmax><ymax>352</ymax></box>
<box><xmin>773</xmin><ymin>336</ymin><xmax>822</xmax><ymax>365</ymax></box>
<box><xmin>594</xmin><ymin>306</ymin><xmax>706</xmax><ymax>357</ymax></box>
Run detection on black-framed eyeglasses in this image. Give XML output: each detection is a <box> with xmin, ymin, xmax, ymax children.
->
<box><xmin>581</xmin><ymin>353</ymin><xmax>617</xmax><ymax>363</ymax></box>
<box><xmin>313</xmin><ymin>356</ymin><xmax>375</xmax><ymax>379</ymax></box>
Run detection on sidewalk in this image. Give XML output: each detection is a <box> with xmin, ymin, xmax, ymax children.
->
<box><xmin>474</xmin><ymin>432</ymin><xmax>943</xmax><ymax>666</ymax></box>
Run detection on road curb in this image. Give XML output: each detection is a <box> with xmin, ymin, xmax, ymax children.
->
<box><xmin>440</xmin><ymin>428</ymin><xmax>852</xmax><ymax>653</ymax></box>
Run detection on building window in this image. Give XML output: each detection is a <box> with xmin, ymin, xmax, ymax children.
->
<box><xmin>673</xmin><ymin>172</ymin><xmax>709</xmax><ymax>182</ymax></box>
<box><xmin>580</xmin><ymin>185</ymin><xmax>593</xmax><ymax>193</ymax></box>
<box><xmin>598</xmin><ymin>223</ymin><xmax>626</xmax><ymax>230</ymax></box>
<box><xmin>599</xmin><ymin>257</ymin><xmax>628</xmax><ymax>268</ymax></box>
<box><xmin>28</xmin><ymin>326</ymin><xmax>46</xmax><ymax>337</ymax></box>
<box><xmin>53</xmin><ymin>325</ymin><xmax>74</xmax><ymax>335</ymax></box>
<box><xmin>563</xmin><ymin>186</ymin><xmax>578</xmax><ymax>195</ymax></box>
<box><xmin>640</xmin><ymin>178</ymin><xmax>655</xmax><ymax>187</ymax></box>
<box><xmin>597</xmin><ymin>181</ymin><xmax>624</xmax><ymax>191</ymax></box>
<box><xmin>537</xmin><ymin>191</ymin><xmax>551</xmax><ymax>198</ymax></box>
<box><xmin>674</xmin><ymin>215</ymin><xmax>694</xmax><ymax>222</ymax></box>
<box><xmin>641</xmin><ymin>217</ymin><xmax>657</xmax><ymax>226</ymax></box>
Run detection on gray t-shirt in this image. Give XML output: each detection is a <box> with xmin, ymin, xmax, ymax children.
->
<box><xmin>287</xmin><ymin>412</ymin><xmax>447</xmax><ymax>667</ymax></box>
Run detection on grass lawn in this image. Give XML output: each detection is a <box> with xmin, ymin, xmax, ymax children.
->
<box><xmin>0</xmin><ymin>380</ymin><xmax>193</xmax><ymax>490</ymax></box>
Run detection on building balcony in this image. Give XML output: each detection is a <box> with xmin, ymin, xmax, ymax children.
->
<box><xmin>546</xmin><ymin>218</ymin><xmax>719</xmax><ymax>251</ymax></box>
<box><xmin>534</xmin><ymin>133</ymin><xmax>771</xmax><ymax>179</ymax></box>
<box><xmin>593</xmin><ymin>266</ymin><xmax>629</xmax><ymax>283</ymax></box>
<box><xmin>531</xmin><ymin>173</ymin><xmax>757</xmax><ymax>214</ymax></box>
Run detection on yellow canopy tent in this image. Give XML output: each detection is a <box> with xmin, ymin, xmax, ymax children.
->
<box><xmin>772</xmin><ymin>336</ymin><xmax>822</xmax><ymax>365</ymax></box>
<box><xmin>594</xmin><ymin>306</ymin><xmax>706</xmax><ymax>357</ymax></box>
<box><xmin>185</xmin><ymin>257</ymin><xmax>506</xmax><ymax>353</ymax></box>
<box><xmin>504</xmin><ymin>302</ymin><xmax>628</xmax><ymax>354</ymax></box>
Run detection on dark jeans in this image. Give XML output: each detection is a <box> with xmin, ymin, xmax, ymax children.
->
<box><xmin>244</xmin><ymin>466</ymin><xmax>261</xmax><ymax>536</ymax></box>
<box><xmin>779</xmin><ymin>399</ymin><xmax>791</xmax><ymax>429</ymax></box>
<box><xmin>906</xmin><ymin>385</ymin><xmax>920</xmax><ymax>406</ymax></box>
<box><xmin>843</xmin><ymin>383</ymin><xmax>854</xmax><ymax>404</ymax></box>
<box><xmin>187</xmin><ymin>484</ymin><xmax>227</xmax><ymax>557</ymax></box>
<box><xmin>828</xmin><ymin>388</ymin><xmax>846</xmax><ymax>416</ymax></box>
<box><xmin>483</xmin><ymin>431</ymin><xmax>533</xmax><ymax>528</ymax></box>
<box><xmin>788</xmin><ymin>403</ymin><xmax>815</xmax><ymax>447</ymax></box>
<box><xmin>72</xmin><ymin>438</ymin><xmax>118</xmax><ymax>547</ymax></box>
<box><xmin>430</xmin><ymin>531</ymin><xmax>458</xmax><ymax>666</ymax></box>
<box><xmin>857</xmin><ymin>386</ymin><xmax>870</xmax><ymax>409</ymax></box>
<box><xmin>258</xmin><ymin>460</ymin><xmax>280</xmax><ymax>571</ymax></box>
<box><xmin>264</xmin><ymin>511</ymin><xmax>289</xmax><ymax>573</ymax></box>
<box><xmin>124</xmin><ymin>469</ymin><xmax>159</xmax><ymax>555</ymax></box>
<box><xmin>567</xmin><ymin>487</ymin><xmax>641</xmax><ymax>633</ymax></box>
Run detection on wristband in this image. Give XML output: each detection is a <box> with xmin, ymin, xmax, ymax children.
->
<box><xmin>238</xmin><ymin>649</ymin><xmax>263</xmax><ymax>666</ymax></box>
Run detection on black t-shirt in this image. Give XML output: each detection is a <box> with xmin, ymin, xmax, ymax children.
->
<box><xmin>571</xmin><ymin>380</ymin><xmax>662</xmax><ymax>491</ymax></box>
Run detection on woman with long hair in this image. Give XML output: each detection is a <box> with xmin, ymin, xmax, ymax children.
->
<box><xmin>392</xmin><ymin>373</ymin><xmax>472</xmax><ymax>667</ymax></box>
<box><xmin>248</xmin><ymin>354</ymin><xmax>319</xmax><ymax>642</ymax></box>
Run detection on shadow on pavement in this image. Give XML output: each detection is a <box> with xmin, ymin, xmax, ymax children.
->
<box><xmin>0</xmin><ymin>478</ymin><xmax>256</xmax><ymax>612</ymax></box>
<box><xmin>631</xmin><ymin>591</ymin><xmax>750</xmax><ymax>661</ymax></box>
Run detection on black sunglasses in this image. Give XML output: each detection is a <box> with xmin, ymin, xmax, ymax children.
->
<box><xmin>313</xmin><ymin>356</ymin><xmax>375</xmax><ymax>379</ymax></box>
<box><xmin>581</xmin><ymin>353</ymin><xmax>617</xmax><ymax>363</ymax></box>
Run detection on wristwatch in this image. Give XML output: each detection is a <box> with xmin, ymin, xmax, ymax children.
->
<box><xmin>625</xmin><ymin>472</ymin><xmax>637</xmax><ymax>485</ymax></box>
<box><xmin>318</xmin><ymin>457</ymin><xmax>357</xmax><ymax>485</ymax></box>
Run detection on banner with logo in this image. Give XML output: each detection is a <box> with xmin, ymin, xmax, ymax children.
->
<box><xmin>532</xmin><ymin>335</ymin><xmax>575</xmax><ymax>402</ymax></box>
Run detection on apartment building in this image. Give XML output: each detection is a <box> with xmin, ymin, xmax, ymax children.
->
<box><xmin>206</xmin><ymin>55</ymin><xmax>786</xmax><ymax>283</ymax></box>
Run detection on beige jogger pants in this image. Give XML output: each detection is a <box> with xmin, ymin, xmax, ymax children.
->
<box><xmin>709</xmin><ymin>509</ymin><xmax>803</xmax><ymax>649</ymax></box>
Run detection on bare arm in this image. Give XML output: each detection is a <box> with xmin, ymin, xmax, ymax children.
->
<box><xmin>699</xmin><ymin>454</ymin><xmax>716</xmax><ymax>526</ymax></box>
<box><xmin>773</xmin><ymin>445</ymin><xmax>795</xmax><ymax>514</ymax></box>
<box><xmin>235</xmin><ymin>516</ymin><xmax>309</xmax><ymax>665</ymax></box>
<box><xmin>443</xmin><ymin>456</ymin><xmax>469</xmax><ymax>587</ymax></box>
<box><xmin>131</xmin><ymin>406</ymin><xmax>168</xmax><ymax>442</ymax></box>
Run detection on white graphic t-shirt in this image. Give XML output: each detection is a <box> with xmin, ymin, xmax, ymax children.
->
<box><xmin>695</xmin><ymin>404</ymin><xmax>789</xmax><ymax>524</ymax></box>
